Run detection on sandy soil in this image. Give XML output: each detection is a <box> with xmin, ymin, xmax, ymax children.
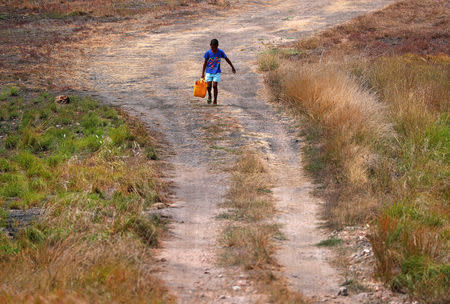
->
<box><xmin>72</xmin><ymin>0</ymin><xmax>396</xmax><ymax>302</ymax></box>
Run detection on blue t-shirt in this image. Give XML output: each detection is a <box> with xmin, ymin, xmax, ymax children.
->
<box><xmin>204</xmin><ymin>49</ymin><xmax>227</xmax><ymax>74</ymax></box>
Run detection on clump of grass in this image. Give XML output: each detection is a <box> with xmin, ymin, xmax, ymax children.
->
<box><xmin>0</xmin><ymin>86</ymin><xmax>19</xmax><ymax>100</ymax></box>
<box><xmin>121</xmin><ymin>214</ymin><xmax>167</xmax><ymax>247</ymax></box>
<box><xmin>221</xmin><ymin>224</ymin><xmax>277</xmax><ymax>269</ymax></box>
<box><xmin>220</xmin><ymin>151</ymin><xmax>305</xmax><ymax>303</ymax></box>
<box><xmin>226</xmin><ymin>152</ymin><xmax>275</xmax><ymax>221</ymax></box>
<box><xmin>258</xmin><ymin>49</ymin><xmax>280</xmax><ymax>72</ymax></box>
<box><xmin>0</xmin><ymin>86</ymin><xmax>169</xmax><ymax>302</ymax></box>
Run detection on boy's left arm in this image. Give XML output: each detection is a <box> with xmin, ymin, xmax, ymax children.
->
<box><xmin>225</xmin><ymin>57</ymin><xmax>236</xmax><ymax>74</ymax></box>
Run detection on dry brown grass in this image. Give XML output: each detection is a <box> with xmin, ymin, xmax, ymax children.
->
<box><xmin>294</xmin><ymin>0</ymin><xmax>449</xmax><ymax>59</ymax></box>
<box><xmin>1</xmin><ymin>0</ymin><xmax>195</xmax><ymax>17</ymax></box>
<box><xmin>220</xmin><ymin>151</ymin><xmax>305</xmax><ymax>303</ymax></box>
<box><xmin>263</xmin><ymin>19</ymin><xmax>449</xmax><ymax>304</ymax></box>
<box><xmin>0</xmin><ymin>92</ymin><xmax>172</xmax><ymax>303</ymax></box>
<box><xmin>265</xmin><ymin>60</ymin><xmax>393</xmax><ymax>226</ymax></box>
<box><xmin>0</xmin><ymin>236</ymin><xmax>168</xmax><ymax>303</ymax></box>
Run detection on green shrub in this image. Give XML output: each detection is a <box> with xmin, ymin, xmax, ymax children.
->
<box><xmin>391</xmin><ymin>256</ymin><xmax>450</xmax><ymax>301</ymax></box>
<box><xmin>16</xmin><ymin>151</ymin><xmax>38</xmax><ymax>170</ymax></box>
<box><xmin>8</xmin><ymin>111</ymin><xmax>19</xmax><ymax>120</ymax></box>
<box><xmin>0</xmin><ymin>158</ymin><xmax>11</xmax><ymax>172</ymax></box>
<box><xmin>4</xmin><ymin>135</ymin><xmax>20</xmax><ymax>149</ymax></box>
<box><xmin>110</xmin><ymin>125</ymin><xmax>131</xmax><ymax>146</ymax></box>
<box><xmin>21</xmin><ymin>111</ymin><xmax>37</xmax><ymax>128</ymax></box>
<box><xmin>26</xmin><ymin>162</ymin><xmax>51</xmax><ymax>179</ymax></box>
<box><xmin>0</xmin><ymin>235</ymin><xmax>19</xmax><ymax>256</ymax></box>
<box><xmin>22</xmin><ymin>227</ymin><xmax>46</xmax><ymax>244</ymax></box>
<box><xmin>0</xmin><ymin>86</ymin><xmax>19</xmax><ymax>100</ymax></box>
<box><xmin>39</xmin><ymin>109</ymin><xmax>51</xmax><ymax>119</ymax></box>
<box><xmin>0</xmin><ymin>107</ymin><xmax>8</xmax><ymax>121</ymax></box>
<box><xmin>9</xmin><ymin>87</ymin><xmax>18</xmax><ymax>97</ymax></box>
<box><xmin>21</xmin><ymin>127</ymin><xmax>39</xmax><ymax>150</ymax></box>
<box><xmin>145</xmin><ymin>146</ymin><xmax>158</xmax><ymax>160</ymax></box>
<box><xmin>46</xmin><ymin>153</ymin><xmax>65</xmax><ymax>167</ymax></box>
<box><xmin>0</xmin><ymin>208</ymin><xmax>9</xmax><ymax>228</ymax></box>
<box><xmin>81</xmin><ymin>112</ymin><xmax>105</xmax><ymax>134</ymax></box>
<box><xmin>103</xmin><ymin>107</ymin><xmax>118</xmax><ymax>120</ymax></box>
<box><xmin>29</xmin><ymin>177</ymin><xmax>47</xmax><ymax>192</ymax></box>
<box><xmin>1</xmin><ymin>178</ymin><xmax>27</xmax><ymax>198</ymax></box>
<box><xmin>79</xmin><ymin>97</ymin><xmax>99</xmax><ymax>111</ymax></box>
<box><xmin>122</xmin><ymin>215</ymin><xmax>165</xmax><ymax>247</ymax></box>
<box><xmin>77</xmin><ymin>134</ymin><xmax>102</xmax><ymax>152</ymax></box>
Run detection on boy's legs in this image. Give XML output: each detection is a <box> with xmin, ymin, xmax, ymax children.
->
<box><xmin>205</xmin><ymin>73</ymin><xmax>220</xmax><ymax>105</ymax></box>
<box><xmin>212</xmin><ymin>82</ymin><xmax>218</xmax><ymax>104</ymax></box>
<box><xmin>207</xmin><ymin>81</ymin><xmax>212</xmax><ymax>103</ymax></box>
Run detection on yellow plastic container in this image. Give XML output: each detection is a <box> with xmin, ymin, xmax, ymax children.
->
<box><xmin>193</xmin><ymin>78</ymin><xmax>207</xmax><ymax>98</ymax></box>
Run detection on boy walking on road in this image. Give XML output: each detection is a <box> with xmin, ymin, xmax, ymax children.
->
<box><xmin>201</xmin><ymin>39</ymin><xmax>236</xmax><ymax>105</ymax></box>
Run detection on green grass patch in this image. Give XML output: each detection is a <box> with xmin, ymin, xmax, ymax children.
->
<box><xmin>316</xmin><ymin>237</ymin><xmax>343</xmax><ymax>247</ymax></box>
<box><xmin>0</xmin><ymin>85</ymin><xmax>166</xmax><ymax>302</ymax></box>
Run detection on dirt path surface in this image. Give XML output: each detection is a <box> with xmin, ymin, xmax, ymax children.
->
<box><xmin>74</xmin><ymin>0</ymin><xmax>395</xmax><ymax>302</ymax></box>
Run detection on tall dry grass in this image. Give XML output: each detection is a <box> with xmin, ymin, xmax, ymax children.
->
<box><xmin>220</xmin><ymin>151</ymin><xmax>305</xmax><ymax>303</ymax></box>
<box><xmin>263</xmin><ymin>53</ymin><xmax>449</xmax><ymax>302</ymax></box>
<box><xmin>266</xmin><ymin>58</ymin><xmax>393</xmax><ymax>225</ymax></box>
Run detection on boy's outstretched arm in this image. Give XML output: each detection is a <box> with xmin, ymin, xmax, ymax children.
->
<box><xmin>225</xmin><ymin>57</ymin><xmax>236</xmax><ymax>73</ymax></box>
<box><xmin>201</xmin><ymin>59</ymin><xmax>207</xmax><ymax>79</ymax></box>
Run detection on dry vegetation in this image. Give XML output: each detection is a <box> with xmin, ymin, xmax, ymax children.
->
<box><xmin>260</xmin><ymin>0</ymin><xmax>449</xmax><ymax>302</ymax></box>
<box><xmin>220</xmin><ymin>151</ymin><xmax>305</xmax><ymax>303</ymax></box>
<box><xmin>0</xmin><ymin>0</ymin><xmax>229</xmax><ymax>89</ymax></box>
<box><xmin>1</xmin><ymin>0</ymin><xmax>198</xmax><ymax>17</ymax></box>
<box><xmin>294</xmin><ymin>0</ymin><xmax>449</xmax><ymax>59</ymax></box>
<box><xmin>0</xmin><ymin>86</ymin><xmax>172</xmax><ymax>303</ymax></box>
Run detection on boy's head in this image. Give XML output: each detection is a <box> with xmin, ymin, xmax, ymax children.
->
<box><xmin>210</xmin><ymin>39</ymin><xmax>219</xmax><ymax>52</ymax></box>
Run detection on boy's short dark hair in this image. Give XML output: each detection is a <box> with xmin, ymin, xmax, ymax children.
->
<box><xmin>210</xmin><ymin>39</ymin><xmax>219</xmax><ymax>46</ymax></box>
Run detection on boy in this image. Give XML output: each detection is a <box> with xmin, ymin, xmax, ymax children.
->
<box><xmin>201</xmin><ymin>39</ymin><xmax>236</xmax><ymax>105</ymax></box>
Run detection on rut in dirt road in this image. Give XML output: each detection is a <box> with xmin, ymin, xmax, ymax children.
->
<box><xmin>76</xmin><ymin>0</ymin><xmax>395</xmax><ymax>302</ymax></box>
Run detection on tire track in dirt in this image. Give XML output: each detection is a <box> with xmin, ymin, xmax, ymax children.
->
<box><xmin>74</xmin><ymin>0</ymin><xmax>395</xmax><ymax>302</ymax></box>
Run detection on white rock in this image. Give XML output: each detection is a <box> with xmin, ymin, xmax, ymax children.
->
<box><xmin>338</xmin><ymin>287</ymin><xmax>348</xmax><ymax>296</ymax></box>
<box><xmin>232</xmin><ymin>285</ymin><xmax>241</xmax><ymax>291</ymax></box>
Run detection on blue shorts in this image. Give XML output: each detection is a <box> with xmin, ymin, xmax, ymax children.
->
<box><xmin>205</xmin><ymin>73</ymin><xmax>221</xmax><ymax>83</ymax></box>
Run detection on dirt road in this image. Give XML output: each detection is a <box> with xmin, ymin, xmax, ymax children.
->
<box><xmin>76</xmin><ymin>0</ymin><xmax>394</xmax><ymax>302</ymax></box>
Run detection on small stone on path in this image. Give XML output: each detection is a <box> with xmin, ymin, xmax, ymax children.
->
<box><xmin>338</xmin><ymin>287</ymin><xmax>348</xmax><ymax>296</ymax></box>
<box><xmin>152</xmin><ymin>203</ymin><xmax>165</xmax><ymax>209</ymax></box>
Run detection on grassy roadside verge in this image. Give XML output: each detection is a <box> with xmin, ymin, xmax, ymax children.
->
<box><xmin>219</xmin><ymin>151</ymin><xmax>305</xmax><ymax>303</ymax></box>
<box><xmin>258</xmin><ymin>0</ymin><xmax>449</xmax><ymax>302</ymax></box>
<box><xmin>0</xmin><ymin>85</ymin><xmax>172</xmax><ymax>303</ymax></box>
